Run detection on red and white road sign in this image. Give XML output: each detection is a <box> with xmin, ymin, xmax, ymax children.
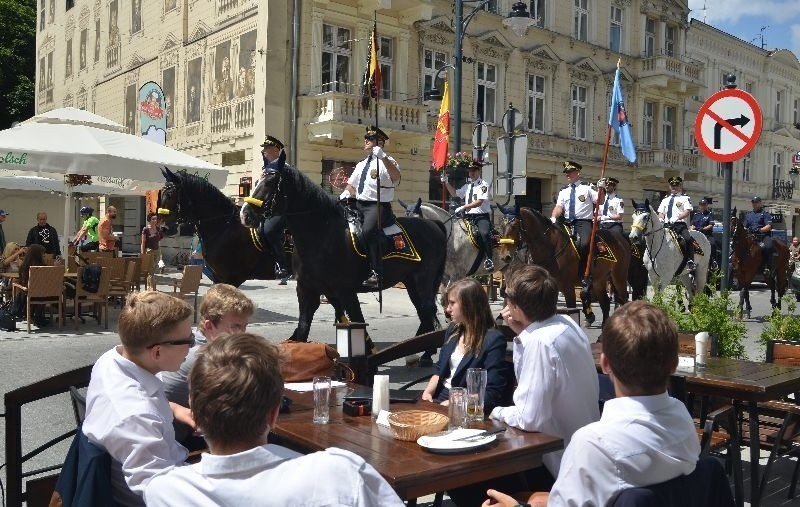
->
<box><xmin>694</xmin><ymin>88</ymin><xmax>762</xmax><ymax>163</ymax></box>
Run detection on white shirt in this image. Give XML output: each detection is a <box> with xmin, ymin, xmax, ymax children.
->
<box><xmin>83</xmin><ymin>347</ymin><xmax>188</xmax><ymax>506</ymax></box>
<box><xmin>347</xmin><ymin>154</ymin><xmax>399</xmax><ymax>202</ymax></box>
<box><xmin>144</xmin><ymin>445</ymin><xmax>405</xmax><ymax>507</ymax></box>
<box><xmin>549</xmin><ymin>393</ymin><xmax>700</xmax><ymax>507</ymax></box>
<box><xmin>159</xmin><ymin>328</ymin><xmax>207</xmax><ymax>408</ymax></box>
<box><xmin>556</xmin><ymin>182</ymin><xmax>598</xmax><ymax>221</ymax></box>
<box><xmin>658</xmin><ymin>193</ymin><xmax>693</xmax><ymax>225</ymax></box>
<box><xmin>443</xmin><ymin>345</ymin><xmax>465</xmax><ymax>390</ymax></box>
<box><xmin>456</xmin><ymin>177</ymin><xmax>492</xmax><ymax>214</ymax></box>
<box><xmin>601</xmin><ymin>192</ymin><xmax>624</xmax><ymax>224</ymax></box>
<box><xmin>490</xmin><ymin>315</ymin><xmax>599</xmax><ymax>476</ymax></box>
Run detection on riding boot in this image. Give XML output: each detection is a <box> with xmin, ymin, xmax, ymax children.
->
<box><xmin>362</xmin><ymin>241</ymin><xmax>382</xmax><ymax>289</ymax></box>
<box><xmin>686</xmin><ymin>253</ymin><xmax>696</xmax><ymax>273</ymax></box>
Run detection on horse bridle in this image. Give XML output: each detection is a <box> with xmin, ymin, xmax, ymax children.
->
<box><xmin>157</xmin><ymin>180</ymin><xmax>238</xmax><ymax>237</ymax></box>
<box><xmin>499</xmin><ymin>215</ymin><xmax>529</xmax><ymax>264</ymax></box>
<box><xmin>243</xmin><ymin>169</ymin><xmax>282</xmax><ymax>220</ymax></box>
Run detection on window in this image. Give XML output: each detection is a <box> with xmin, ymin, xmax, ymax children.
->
<box><xmin>742</xmin><ymin>152</ymin><xmax>751</xmax><ymax>182</ymax></box>
<box><xmin>745</xmin><ymin>81</ymin><xmax>753</xmax><ymax>93</ymax></box>
<box><xmin>574</xmin><ymin>0</ymin><xmax>588</xmax><ymax>41</ymax></box>
<box><xmin>481</xmin><ymin>0</ymin><xmax>497</xmax><ymax>13</ymax></box>
<box><xmin>38</xmin><ymin>56</ymin><xmax>45</xmax><ymax>91</ymax></box>
<box><xmin>776</xmin><ymin>90</ymin><xmax>782</xmax><ymax>122</ymax></box>
<box><xmin>663</xmin><ymin>105</ymin><xmax>675</xmax><ymax>150</ymax></box>
<box><xmin>321</xmin><ymin>24</ymin><xmax>351</xmax><ymax>93</ymax></box>
<box><xmin>571</xmin><ymin>84</ymin><xmax>587</xmax><ymax>140</ymax></box>
<box><xmin>773</xmin><ymin>151</ymin><xmax>782</xmax><ymax>183</ymax></box>
<box><xmin>65</xmin><ymin>38</ymin><xmax>73</xmax><ymax>78</ymax></box>
<box><xmin>609</xmin><ymin>6</ymin><xmax>622</xmax><ymax>52</ymax></box>
<box><xmin>423</xmin><ymin>48</ymin><xmax>447</xmax><ymax>95</ymax></box>
<box><xmin>476</xmin><ymin>62</ymin><xmax>497</xmax><ymax>123</ymax></box>
<box><xmin>644</xmin><ymin>18</ymin><xmax>655</xmax><ymax>57</ymax></box>
<box><xmin>66</xmin><ymin>0</ymin><xmax>74</xmax><ymax>10</ymax></box>
<box><xmin>665</xmin><ymin>25</ymin><xmax>676</xmax><ymax>57</ymax></box>
<box><xmin>39</xmin><ymin>0</ymin><xmax>45</xmax><ymax>30</ymax></box>
<box><xmin>794</xmin><ymin>98</ymin><xmax>799</xmax><ymax>125</ymax></box>
<box><xmin>642</xmin><ymin>101</ymin><xmax>654</xmax><ymax>148</ymax></box>
<box><xmin>526</xmin><ymin>74</ymin><xmax>545</xmax><ymax>132</ymax></box>
<box><xmin>530</xmin><ymin>0</ymin><xmax>545</xmax><ymax>27</ymax></box>
<box><xmin>378</xmin><ymin>36</ymin><xmax>393</xmax><ymax>100</ymax></box>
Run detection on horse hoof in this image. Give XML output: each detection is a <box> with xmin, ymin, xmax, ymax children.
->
<box><xmin>585</xmin><ymin>312</ymin><xmax>596</xmax><ymax>325</ymax></box>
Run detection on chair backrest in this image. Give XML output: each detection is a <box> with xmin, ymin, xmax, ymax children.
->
<box><xmin>69</xmin><ymin>386</ymin><xmax>87</xmax><ymax>426</ymax></box>
<box><xmin>678</xmin><ymin>331</ymin><xmax>718</xmax><ymax>358</ymax></box>
<box><xmin>611</xmin><ymin>456</ymin><xmax>735</xmax><ymax>507</ymax></box>
<box><xmin>76</xmin><ymin>266</ymin><xmax>111</xmax><ymax>298</ymax></box>
<box><xmin>96</xmin><ymin>257</ymin><xmax>127</xmax><ymax>282</ymax></box>
<box><xmin>42</xmin><ymin>254</ymin><xmax>55</xmax><ymax>266</ymax></box>
<box><xmin>26</xmin><ymin>266</ymin><xmax>66</xmax><ymax>299</ymax></box>
<box><xmin>766</xmin><ymin>340</ymin><xmax>800</xmax><ymax>367</ymax></box>
<box><xmin>177</xmin><ymin>264</ymin><xmax>203</xmax><ymax>296</ymax></box>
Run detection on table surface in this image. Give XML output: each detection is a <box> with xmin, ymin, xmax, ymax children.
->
<box><xmin>274</xmin><ymin>385</ymin><xmax>563</xmax><ymax>500</ymax></box>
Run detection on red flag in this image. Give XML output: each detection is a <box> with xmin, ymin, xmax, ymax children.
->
<box><xmin>431</xmin><ymin>80</ymin><xmax>450</xmax><ymax>170</ymax></box>
<box><xmin>360</xmin><ymin>23</ymin><xmax>381</xmax><ymax>110</ymax></box>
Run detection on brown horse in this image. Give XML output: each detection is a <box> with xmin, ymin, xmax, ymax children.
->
<box><xmin>499</xmin><ymin>207</ymin><xmax>630</xmax><ymax>325</ymax></box>
<box><xmin>730</xmin><ymin>215</ymin><xmax>789</xmax><ymax>318</ymax></box>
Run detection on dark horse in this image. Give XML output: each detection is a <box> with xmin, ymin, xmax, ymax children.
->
<box><xmin>730</xmin><ymin>215</ymin><xmax>789</xmax><ymax>318</ymax></box>
<box><xmin>499</xmin><ymin>207</ymin><xmax>630</xmax><ymax>325</ymax></box>
<box><xmin>239</xmin><ymin>153</ymin><xmax>447</xmax><ymax>342</ymax></box>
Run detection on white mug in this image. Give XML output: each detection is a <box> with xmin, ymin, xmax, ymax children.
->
<box><xmin>695</xmin><ymin>332</ymin><xmax>709</xmax><ymax>367</ymax></box>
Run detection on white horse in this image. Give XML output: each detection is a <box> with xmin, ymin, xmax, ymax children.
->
<box><xmin>629</xmin><ymin>200</ymin><xmax>711</xmax><ymax>299</ymax></box>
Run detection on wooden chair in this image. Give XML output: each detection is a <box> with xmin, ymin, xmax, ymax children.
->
<box><xmin>159</xmin><ymin>264</ymin><xmax>203</xmax><ymax>322</ymax></box>
<box><xmin>138</xmin><ymin>250</ymin><xmax>156</xmax><ymax>290</ymax></box>
<box><xmin>12</xmin><ymin>266</ymin><xmax>65</xmax><ymax>332</ymax></box>
<box><xmin>65</xmin><ymin>266</ymin><xmax>112</xmax><ymax>330</ymax></box>
<box><xmin>97</xmin><ymin>257</ymin><xmax>131</xmax><ymax>306</ymax></box>
<box><xmin>42</xmin><ymin>254</ymin><xmax>55</xmax><ymax>266</ymax></box>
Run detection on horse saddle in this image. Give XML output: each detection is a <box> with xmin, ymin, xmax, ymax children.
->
<box><xmin>348</xmin><ymin>220</ymin><xmax>422</xmax><ymax>262</ymax></box>
<box><xmin>560</xmin><ymin>224</ymin><xmax>618</xmax><ymax>263</ymax></box>
<box><xmin>665</xmin><ymin>228</ymin><xmax>705</xmax><ymax>257</ymax></box>
<box><xmin>460</xmin><ymin>219</ymin><xmax>500</xmax><ymax>250</ymax></box>
<box><xmin>249</xmin><ymin>223</ymin><xmax>293</xmax><ymax>255</ymax></box>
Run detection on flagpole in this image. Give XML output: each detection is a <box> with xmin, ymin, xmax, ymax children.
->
<box><xmin>370</xmin><ymin>14</ymin><xmax>384</xmax><ymax>311</ymax></box>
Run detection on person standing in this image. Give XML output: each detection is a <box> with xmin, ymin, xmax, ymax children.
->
<box><xmin>598</xmin><ymin>177</ymin><xmax>624</xmax><ymax>236</ymax></box>
<box><xmin>442</xmin><ymin>160</ymin><xmax>495</xmax><ymax>271</ymax></box>
<box><xmin>344</xmin><ymin>126</ymin><xmax>401</xmax><ymax>289</ymax></box>
<box><xmin>141</xmin><ymin>212</ymin><xmax>164</xmax><ymax>289</ymax></box>
<box><xmin>658</xmin><ymin>176</ymin><xmax>694</xmax><ymax>271</ymax></box>
<box><xmin>98</xmin><ymin>206</ymin><xmax>118</xmax><ymax>254</ymax></box>
<box><xmin>26</xmin><ymin>212</ymin><xmax>62</xmax><ymax>257</ymax></box>
<box><xmin>73</xmin><ymin>206</ymin><xmax>100</xmax><ymax>252</ymax></box>
<box><xmin>691</xmin><ymin>198</ymin><xmax>716</xmax><ymax>267</ymax></box>
<box><xmin>258</xmin><ymin>135</ymin><xmax>290</xmax><ymax>280</ymax></box>
<box><xmin>0</xmin><ymin>209</ymin><xmax>10</xmax><ymax>253</ymax></box>
<box><xmin>550</xmin><ymin>161</ymin><xmax>598</xmax><ymax>272</ymax></box>
<box><xmin>743</xmin><ymin>196</ymin><xmax>774</xmax><ymax>276</ymax></box>
<box><xmin>789</xmin><ymin>236</ymin><xmax>800</xmax><ymax>273</ymax></box>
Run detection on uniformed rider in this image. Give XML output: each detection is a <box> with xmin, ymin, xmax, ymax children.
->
<box><xmin>691</xmin><ymin>198</ymin><xmax>717</xmax><ymax>266</ymax></box>
<box><xmin>551</xmin><ymin>160</ymin><xmax>598</xmax><ymax>271</ymax></box>
<box><xmin>743</xmin><ymin>196</ymin><xmax>774</xmax><ymax>276</ymax></box>
<box><xmin>343</xmin><ymin>127</ymin><xmax>401</xmax><ymax>289</ymax></box>
<box><xmin>258</xmin><ymin>135</ymin><xmax>290</xmax><ymax>279</ymax></box>
<box><xmin>658</xmin><ymin>176</ymin><xmax>695</xmax><ymax>271</ymax></box>
<box><xmin>441</xmin><ymin>159</ymin><xmax>494</xmax><ymax>271</ymax></box>
<box><xmin>598</xmin><ymin>177</ymin><xmax>624</xmax><ymax>236</ymax></box>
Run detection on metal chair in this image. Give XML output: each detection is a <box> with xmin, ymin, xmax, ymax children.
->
<box><xmin>12</xmin><ymin>265</ymin><xmax>65</xmax><ymax>332</ymax></box>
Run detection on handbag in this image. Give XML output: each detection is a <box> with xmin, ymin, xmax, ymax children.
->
<box><xmin>0</xmin><ymin>301</ymin><xmax>17</xmax><ymax>331</ymax></box>
<box><xmin>277</xmin><ymin>340</ymin><xmax>354</xmax><ymax>382</ymax></box>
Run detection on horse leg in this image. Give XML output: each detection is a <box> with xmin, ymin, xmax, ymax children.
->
<box><xmin>404</xmin><ymin>278</ymin><xmax>441</xmax><ymax>365</ymax></box>
<box><xmin>290</xmin><ymin>282</ymin><xmax>322</xmax><ymax>342</ymax></box>
<box><xmin>593</xmin><ymin>283</ymin><xmax>611</xmax><ymax>326</ymax></box>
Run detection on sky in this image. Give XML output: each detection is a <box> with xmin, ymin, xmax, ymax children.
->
<box><xmin>687</xmin><ymin>0</ymin><xmax>800</xmax><ymax>58</ymax></box>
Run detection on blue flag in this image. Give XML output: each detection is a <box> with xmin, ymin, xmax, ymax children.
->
<box><xmin>609</xmin><ymin>68</ymin><xmax>636</xmax><ymax>163</ymax></box>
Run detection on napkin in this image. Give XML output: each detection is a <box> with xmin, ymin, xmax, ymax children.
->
<box><xmin>375</xmin><ymin>410</ymin><xmax>392</xmax><ymax>427</ymax></box>
<box><xmin>284</xmin><ymin>380</ymin><xmax>346</xmax><ymax>392</ymax></box>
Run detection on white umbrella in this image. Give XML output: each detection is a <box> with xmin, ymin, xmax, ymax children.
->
<box><xmin>0</xmin><ymin>175</ymin><xmax>144</xmax><ymax>196</ymax></box>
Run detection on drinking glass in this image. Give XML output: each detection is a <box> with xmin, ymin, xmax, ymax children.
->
<box><xmin>466</xmin><ymin>368</ymin><xmax>487</xmax><ymax>421</ymax></box>
<box><xmin>695</xmin><ymin>332</ymin><xmax>709</xmax><ymax>368</ymax></box>
<box><xmin>448</xmin><ymin>387</ymin><xmax>467</xmax><ymax>429</ymax></box>
<box><xmin>313</xmin><ymin>376</ymin><xmax>331</xmax><ymax>424</ymax></box>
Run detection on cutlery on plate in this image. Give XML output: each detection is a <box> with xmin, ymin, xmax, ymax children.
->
<box><xmin>452</xmin><ymin>427</ymin><xmax>506</xmax><ymax>441</ymax></box>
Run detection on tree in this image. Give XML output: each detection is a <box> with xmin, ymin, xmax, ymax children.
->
<box><xmin>0</xmin><ymin>0</ymin><xmax>36</xmax><ymax>128</ymax></box>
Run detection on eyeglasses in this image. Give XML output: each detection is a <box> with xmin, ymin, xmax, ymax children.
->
<box><xmin>146</xmin><ymin>333</ymin><xmax>196</xmax><ymax>349</ymax></box>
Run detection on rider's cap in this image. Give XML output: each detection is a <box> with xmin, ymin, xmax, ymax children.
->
<box><xmin>260</xmin><ymin>135</ymin><xmax>284</xmax><ymax>150</ymax></box>
<box><xmin>699</xmin><ymin>198</ymin><xmax>709</xmax><ymax>205</ymax></box>
<box><xmin>79</xmin><ymin>206</ymin><xmax>94</xmax><ymax>215</ymax></box>
<box><xmin>601</xmin><ymin>177</ymin><xmax>619</xmax><ymax>185</ymax></box>
<box><xmin>364</xmin><ymin>126</ymin><xmax>389</xmax><ymax>142</ymax></box>
<box><xmin>668</xmin><ymin>176</ymin><xmax>683</xmax><ymax>186</ymax></box>
<box><xmin>563</xmin><ymin>160</ymin><xmax>582</xmax><ymax>173</ymax></box>
<box><xmin>751</xmin><ymin>196</ymin><xmax>762</xmax><ymax>202</ymax></box>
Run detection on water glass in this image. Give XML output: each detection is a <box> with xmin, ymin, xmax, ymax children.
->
<box><xmin>466</xmin><ymin>368</ymin><xmax>488</xmax><ymax>421</ymax></box>
<box><xmin>448</xmin><ymin>387</ymin><xmax>467</xmax><ymax>429</ymax></box>
<box><xmin>695</xmin><ymin>331</ymin><xmax>709</xmax><ymax>368</ymax></box>
<box><xmin>313</xmin><ymin>376</ymin><xmax>331</xmax><ymax>424</ymax></box>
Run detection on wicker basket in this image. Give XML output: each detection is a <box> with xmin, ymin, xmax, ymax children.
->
<box><xmin>387</xmin><ymin>410</ymin><xmax>449</xmax><ymax>441</ymax></box>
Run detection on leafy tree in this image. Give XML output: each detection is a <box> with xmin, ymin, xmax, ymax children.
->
<box><xmin>0</xmin><ymin>0</ymin><xmax>36</xmax><ymax>128</ymax></box>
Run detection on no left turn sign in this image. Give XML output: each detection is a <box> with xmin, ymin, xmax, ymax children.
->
<box><xmin>694</xmin><ymin>88</ymin><xmax>762</xmax><ymax>163</ymax></box>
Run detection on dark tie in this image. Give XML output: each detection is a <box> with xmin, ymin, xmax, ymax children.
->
<box><xmin>666</xmin><ymin>195</ymin><xmax>675</xmax><ymax>221</ymax></box>
<box><xmin>357</xmin><ymin>154</ymin><xmax>373</xmax><ymax>195</ymax></box>
<box><xmin>468</xmin><ymin>182</ymin><xmax>474</xmax><ymax>204</ymax></box>
<box><xmin>568</xmin><ymin>184</ymin><xmax>576</xmax><ymax>221</ymax></box>
<box><xmin>603</xmin><ymin>194</ymin><xmax>610</xmax><ymax>216</ymax></box>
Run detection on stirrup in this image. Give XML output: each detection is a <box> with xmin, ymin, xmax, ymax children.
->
<box><xmin>686</xmin><ymin>260</ymin><xmax>696</xmax><ymax>272</ymax></box>
<box><xmin>483</xmin><ymin>258</ymin><xmax>495</xmax><ymax>271</ymax></box>
<box><xmin>362</xmin><ymin>271</ymin><xmax>380</xmax><ymax>289</ymax></box>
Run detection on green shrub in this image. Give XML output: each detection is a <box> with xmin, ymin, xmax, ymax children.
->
<box><xmin>759</xmin><ymin>296</ymin><xmax>800</xmax><ymax>347</ymax></box>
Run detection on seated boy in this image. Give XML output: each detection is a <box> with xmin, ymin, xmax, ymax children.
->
<box><xmin>483</xmin><ymin>300</ymin><xmax>701</xmax><ymax>507</ymax></box>
<box><xmin>82</xmin><ymin>291</ymin><xmax>195</xmax><ymax>506</ymax></box>
<box><xmin>159</xmin><ymin>283</ymin><xmax>254</xmax><ymax>445</ymax></box>
<box><xmin>144</xmin><ymin>333</ymin><xmax>405</xmax><ymax>506</ymax></box>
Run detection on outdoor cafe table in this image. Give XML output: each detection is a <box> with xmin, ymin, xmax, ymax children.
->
<box><xmin>591</xmin><ymin>342</ymin><xmax>800</xmax><ymax>507</ymax></box>
<box><xmin>273</xmin><ymin>385</ymin><xmax>563</xmax><ymax>502</ymax></box>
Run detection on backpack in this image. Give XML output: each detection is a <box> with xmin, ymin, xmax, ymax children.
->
<box><xmin>81</xmin><ymin>264</ymin><xmax>102</xmax><ymax>293</ymax></box>
<box><xmin>0</xmin><ymin>301</ymin><xmax>16</xmax><ymax>331</ymax></box>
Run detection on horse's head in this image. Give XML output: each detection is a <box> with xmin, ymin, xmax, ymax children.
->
<box><xmin>498</xmin><ymin>210</ymin><xmax>520</xmax><ymax>264</ymax></box>
<box><xmin>628</xmin><ymin>198</ymin><xmax>651</xmax><ymax>239</ymax></box>
<box><xmin>399</xmin><ymin>198</ymin><xmax>423</xmax><ymax>217</ymax></box>
<box><xmin>158</xmin><ymin>167</ymin><xmax>182</xmax><ymax>236</ymax></box>
<box><xmin>240</xmin><ymin>151</ymin><xmax>287</xmax><ymax>228</ymax></box>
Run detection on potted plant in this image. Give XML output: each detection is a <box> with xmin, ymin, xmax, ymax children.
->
<box><xmin>759</xmin><ymin>296</ymin><xmax>800</xmax><ymax>353</ymax></box>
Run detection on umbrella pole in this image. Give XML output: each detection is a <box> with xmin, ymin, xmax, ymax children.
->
<box><xmin>63</xmin><ymin>187</ymin><xmax>72</xmax><ymax>268</ymax></box>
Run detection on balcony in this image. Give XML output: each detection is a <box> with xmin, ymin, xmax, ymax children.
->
<box><xmin>637</xmin><ymin>147</ymin><xmax>700</xmax><ymax>181</ymax></box>
<box><xmin>639</xmin><ymin>52</ymin><xmax>703</xmax><ymax>96</ymax></box>
<box><xmin>210</xmin><ymin>95</ymin><xmax>255</xmax><ymax>136</ymax></box>
<box><xmin>106</xmin><ymin>44</ymin><xmax>120</xmax><ymax>70</ymax></box>
<box><xmin>300</xmin><ymin>84</ymin><xmax>428</xmax><ymax>142</ymax></box>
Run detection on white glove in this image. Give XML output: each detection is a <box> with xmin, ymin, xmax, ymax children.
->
<box><xmin>372</xmin><ymin>146</ymin><xmax>386</xmax><ymax>159</ymax></box>
<box><xmin>339</xmin><ymin>189</ymin><xmax>351</xmax><ymax>200</ymax></box>
<box><xmin>440</xmin><ymin>172</ymin><xmax>448</xmax><ymax>183</ymax></box>
<box><xmin>597</xmin><ymin>179</ymin><xmax>606</xmax><ymax>188</ymax></box>
<box><xmin>455</xmin><ymin>205</ymin><xmax>466</xmax><ymax>215</ymax></box>
<box><xmin>550</xmin><ymin>216</ymin><xmax>557</xmax><ymax>224</ymax></box>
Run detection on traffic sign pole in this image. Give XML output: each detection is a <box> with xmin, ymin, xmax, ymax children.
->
<box><xmin>722</xmin><ymin>161</ymin><xmax>732</xmax><ymax>291</ymax></box>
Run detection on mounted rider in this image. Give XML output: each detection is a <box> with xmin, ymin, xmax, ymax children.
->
<box><xmin>691</xmin><ymin>198</ymin><xmax>717</xmax><ymax>267</ymax></box>
<box><xmin>598</xmin><ymin>177</ymin><xmax>624</xmax><ymax>237</ymax></box>
<box><xmin>441</xmin><ymin>159</ymin><xmax>494</xmax><ymax>271</ymax></box>
<box><xmin>658</xmin><ymin>176</ymin><xmax>695</xmax><ymax>272</ymax></box>
<box><xmin>743</xmin><ymin>196</ymin><xmax>774</xmax><ymax>276</ymax></box>
<box><xmin>550</xmin><ymin>160</ymin><xmax>598</xmax><ymax>271</ymax></box>
<box><xmin>258</xmin><ymin>135</ymin><xmax>290</xmax><ymax>279</ymax></box>
<box><xmin>342</xmin><ymin>126</ymin><xmax>401</xmax><ymax>289</ymax></box>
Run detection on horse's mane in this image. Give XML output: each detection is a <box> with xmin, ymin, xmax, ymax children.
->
<box><xmin>525</xmin><ymin>207</ymin><xmax>552</xmax><ymax>229</ymax></box>
<box><xmin>280</xmin><ymin>164</ymin><xmax>341</xmax><ymax>216</ymax></box>
<box><xmin>173</xmin><ymin>170</ymin><xmax>237</xmax><ymax>217</ymax></box>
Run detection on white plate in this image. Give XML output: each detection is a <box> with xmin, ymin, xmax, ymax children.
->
<box><xmin>417</xmin><ymin>428</ymin><xmax>498</xmax><ymax>454</ymax></box>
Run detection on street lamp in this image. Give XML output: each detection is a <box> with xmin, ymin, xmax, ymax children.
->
<box><xmin>425</xmin><ymin>1</ymin><xmax>535</xmax><ymax>154</ymax></box>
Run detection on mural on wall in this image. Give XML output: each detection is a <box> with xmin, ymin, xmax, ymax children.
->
<box><xmin>186</xmin><ymin>57</ymin><xmax>202</xmax><ymax>123</ymax></box>
<box><xmin>139</xmin><ymin>82</ymin><xmax>167</xmax><ymax>144</ymax></box>
<box><xmin>66</xmin><ymin>38</ymin><xmax>73</xmax><ymax>77</ymax></box>
<box><xmin>164</xmin><ymin>0</ymin><xmax>176</xmax><ymax>13</ymax></box>
<box><xmin>46</xmin><ymin>52</ymin><xmax>53</xmax><ymax>101</ymax></box>
<box><xmin>109</xmin><ymin>0</ymin><xmax>120</xmax><ymax>47</ymax></box>
<box><xmin>48</xmin><ymin>0</ymin><xmax>54</xmax><ymax>22</ymax></box>
<box><xmin>79</xmin><ymin>29</ymin><xmax>87</xmax><ymax>70</ymax></box>
<box><xmin>39</xmin><ymin>57</ymin><xmax>45</xmax><ymax>92</ymax></box>
<box><xmin>213</xmin><ymin>41</ymin><xmax>233</xmax><ymax>105</ymax></box>
<box><xmin>125</xmin><ymin>84</ymin><xmax>137</xmax><ymax>134</ymax></box>
<box><xmin>132</xmin><ymin>0</ymin><xmax>141</xmax><ymax>33</ymax></box>
<box><xmin>162</xmin><ymin>67</ymin><xmax>176</xmax><ymax>129</ymax></box>
<box><xmin>238</xmin><ymin>30</ymin><xmax>256</xmax><ymax>97</ymax></box>
<box><xmin>94</xmin><ymin>19</ymin><xmax>100</xmax><ymax>62</ymax></box>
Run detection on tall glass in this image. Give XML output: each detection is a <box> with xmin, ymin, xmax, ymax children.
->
<box><xmin>448</xmin><ymin>387</ymin><xmax>467</xmax><ymax>430</ymax></box>
<box><xmin>466</xmin><ymin>368</ymin><xmax>487</xmax><ymax>421</ymax></box>
<box><xmin>312</xmin><ymin>376</ymin><xmax>331</xmax><ymax>424</ymax></box>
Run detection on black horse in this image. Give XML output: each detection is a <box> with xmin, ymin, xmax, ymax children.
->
<box><xmin>239</xmin><ymin>153</ymin><xmax>447</xmax><ymax>342</ymax></box>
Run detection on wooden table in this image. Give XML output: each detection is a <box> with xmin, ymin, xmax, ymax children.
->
<box><xmin>591</xmin><ymin>343</ymin><xmax>800</xmax><ymax>506</ymax></box>
<box><xmin>274</xmin><ymin>386</ymin><xmax>563</xmax><ymax>502</ymax></box>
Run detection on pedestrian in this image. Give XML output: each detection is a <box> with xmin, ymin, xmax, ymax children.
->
<box><xmin>14</xmin><ymin>244</ymin><xmax>49</xmax><ymax>326</ymax></box>
<box><xmin>258</xmin><ymin>135</ymin><xmax>290</xmax><ymax>280</ymax></box>
<box><xmin>550</xmin><ymin>161</ymin><xmax>598</xmax><ymax>272</ymax></box>
<box><xmin>26</xmin><ymin>211</ymin><xmax>62</xmax><ymax>257</ymax></box>
<box><xmin>73</xmin><ymin>206</ymin><xmax>99</xmax><ymax>252</ymax></box>
<box><xmin>789</xmin><ymin>236</ymin><xmax>800</xmax><ymax>273</ymax></box>
<box><xmin>658</xmin><ymin>176</ymin><xmax>695</xmax><ymax>272</ymax></box>
<box><xmin>0</xmin><ymin>209</ymin><xmax>10</xmax><ymax>253</ymax></box>
<box><xmin>141</xmin><ymin>212</ymin><xmax>164</xmax><ymax>289</ymax></box>
<box><xmin>98</xmin><ymin>206</ymin><xmax>118</xmax><ymax>254</ymax></box>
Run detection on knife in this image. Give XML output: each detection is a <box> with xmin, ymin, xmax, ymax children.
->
<box><xmin>452</xmin><ymin>427</ymin><xmax>506</xmax><ymax>441</ymax></box>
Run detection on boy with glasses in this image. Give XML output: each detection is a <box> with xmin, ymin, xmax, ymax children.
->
<box><xmin>83</xmin><ymin>291</ymin><xmax>195</xmax><ymax>506</ymax></box>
